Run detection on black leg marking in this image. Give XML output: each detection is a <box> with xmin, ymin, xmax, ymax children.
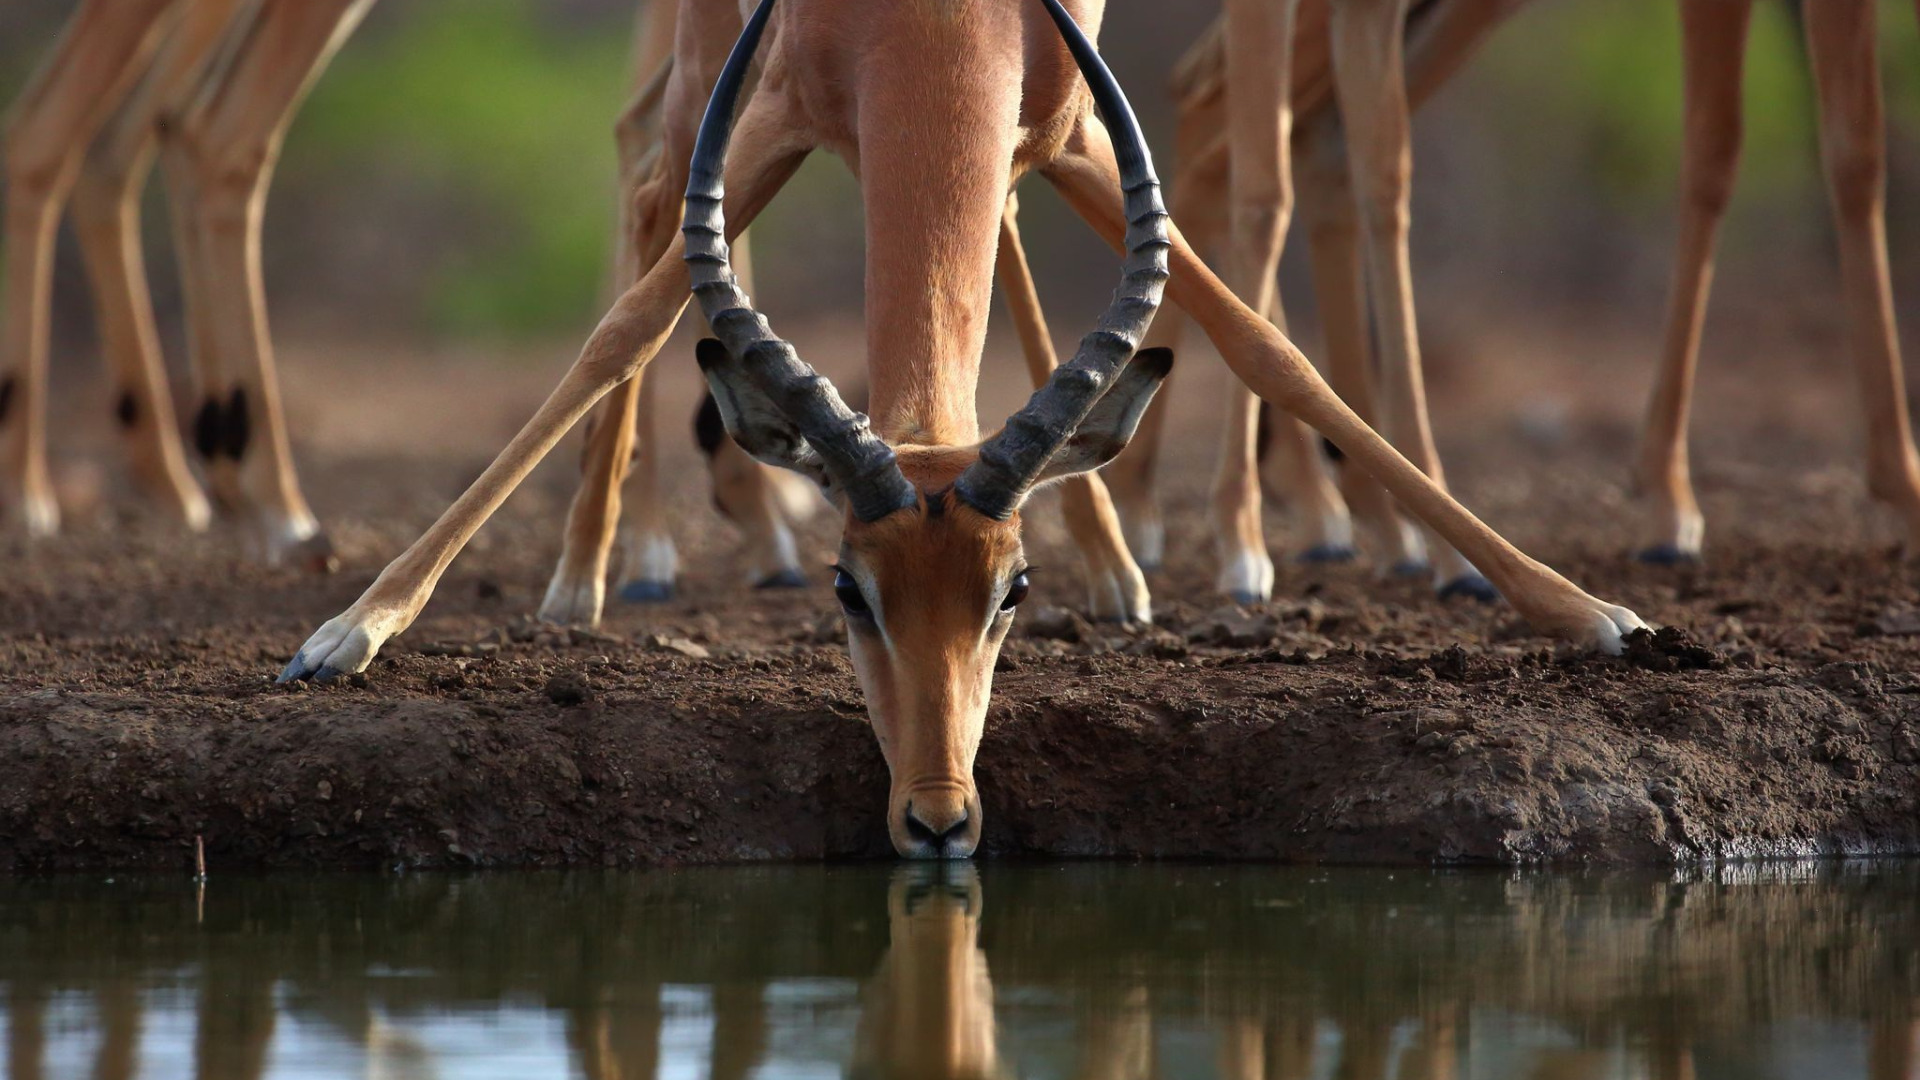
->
<box><xmin>115</xmin><ymin>389</ymin><xmax>140</xmax><ymax>429</ymax></box>
<box><xmin>193</xmin><ymin>397</ymin><xmax>224</xmax><ymax>459</ymax></box>
<box><xmin>223</xmin><ymin>386</ymin><xmax>250</xmax><ymax>460</ymax></box>
<box><xmin>1254</xmin><ymin>401</ymin><xmax>1273</xmax><ymax>465</ymax></box>
<box><xmin>0</xmin><ymin>374</ymin><xmax>14</xmax><ymax>426</ymax></box>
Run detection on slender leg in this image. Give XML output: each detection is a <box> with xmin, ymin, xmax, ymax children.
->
<box><xmin>281</xmin><ymin>92</ymin><xmax>812</xmax><ymax>681</ymax></box>
<box><xmin>1632</xmin><ymin>0</ymin><xmax>1751</xmax><ymax>563</ymax></box>
<box><xmin>1329</xmin><ymin>0</ymin><xmax>1492</xmax><ymax>599</ymax></box>
<box><xmin>540</xmin><ymin>69</ymin><xmax>659</xmax><ymax>624</ymax></box>
<box><xmin>1206</xmin><ymin>0</ymin><xmax>1335</xmax><ymax>604</ymax></box>
<box><xmin>544</xmin><ymin>12</ymin><xmax>675</xmax><ymax>622</ymax></box>
<box><xmin>0</xmin><ymin>0</ymin><xmax>181</xmax><ymax>536</ymax></box>
<box><xmin>1295</xmin><ymin>116</ymin><xmax>1426</xmax><ymax>573</ymax></box>
<box><xmin>686</xmin><ymin>234</ymin><xmax>815</xmax><ymax>591</ymax></box>
<box><xmin>1102</xmin><ymin>82</ymin><xmax>1229</xmax><ymax>572</ymax></box>
<box><xmin>997</xmin><ymin>192</ymin><xmax>1151</xmax><ymax>623</ymax></box>
<box><xmin>1293</xmin><ymin>0</ymin><xmax>1529</xmax><ymax>575</ymax></box>
<box><xmin>169</xmin><ymin>0</ymin><xmax>373</xmax><ymax>570</ymax></box>
<box><xmin>68</xmin><ymin>1</ymin><xmax>248</xmax><ymax>532</ymax></box>
<box><xmin>545</xmin><ymin>5</ymin><xmax>806</xmax><ymax>623</ymax></box>
<box><xmin>1047</xmin><ymin>118</ymin><xmax>1648</xmax><ymax>652</ymax></box>
<box><xmin>1803</xmin><ymin>0</ymin><xmax>1920</xmax><ymax>549</ymax></box>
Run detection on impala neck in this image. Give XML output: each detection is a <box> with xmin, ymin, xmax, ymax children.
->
<box><xmin>854</xmin><ymin>4</ymin><xmax>1023</xmax><ymax>448</ymax></box>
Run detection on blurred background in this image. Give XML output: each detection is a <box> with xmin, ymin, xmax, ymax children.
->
<box><xmin>6</xmin><ymin>0</ymin><xmax>1920</xmax><ymax>552</ymax></box>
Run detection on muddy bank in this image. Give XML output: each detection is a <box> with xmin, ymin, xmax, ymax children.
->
<box><xmin>7</xmin><ymin>330</ymin><xmax>1920</xmax><ymax>870</ymax></box>
<box><xmin>4</xmin><ymin>612</ymin><xmax>1916</xmax><ymax>870</ymax></box>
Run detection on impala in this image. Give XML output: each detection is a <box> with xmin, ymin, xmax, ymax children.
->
<box><xmin>279</xmin><ymin>0</ymin><xmax>1647</xmax><ymax>857</ymax></box>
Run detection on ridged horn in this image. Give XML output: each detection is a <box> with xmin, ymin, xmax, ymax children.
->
<box><xmin>682</xmin><ymin>0</ymin><xmax>917</xmax><ymax>523</ymax></box>
<box><xmin>953</xmin><ymin>0</ymin><xmax>1173</xmax><ymax>521</ymax></box>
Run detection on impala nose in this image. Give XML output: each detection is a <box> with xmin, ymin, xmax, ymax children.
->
<box><xmin>903</xmin><ymin>799</ymin><xmax>973</xmax><ymax>858</ymax></box>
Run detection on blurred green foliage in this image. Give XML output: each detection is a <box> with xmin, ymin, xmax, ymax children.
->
<box><xmin>286</xmin><ymin>0</ymin><xmax>630</xmax><ymax>337</ymax></box>
<box><xmin>8</xmin><ymin>0</ymin><xmax>1920</xmax><ymax>339</ymax></box>
<box><xmin>1485</xmin><ymin>0</ymin><xmax>1917</xmax><ymax>206</ymax></box>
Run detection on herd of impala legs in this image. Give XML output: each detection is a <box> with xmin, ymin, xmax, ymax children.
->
<box><xmin>5</xmin><ymin>0</ymin><xmax>1917</xmax><ymax>854</ymax></box>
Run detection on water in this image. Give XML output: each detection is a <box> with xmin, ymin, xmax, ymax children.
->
<box><xmin>2</xmin><ymin>862</ymin><xmax>1916</xmax><ymax>1080</ymax></box>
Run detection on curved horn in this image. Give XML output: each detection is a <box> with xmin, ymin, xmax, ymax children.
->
<box><xmin>682</xmin><ymin>0</ymin><xmax>918</xmax><ymax>523</ymax></box>
<box><xmin>953</xmin><ymin>0</ymin><xmax>1173</xmax><ymax>521</ymax></box>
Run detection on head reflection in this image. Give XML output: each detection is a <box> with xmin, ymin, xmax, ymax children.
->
<box><xmin>849</xmin><ymin>863</ymin><xmax>1005</xmax><ymax>1080</ymax></box>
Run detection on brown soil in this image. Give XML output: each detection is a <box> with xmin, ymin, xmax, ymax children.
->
<box><xmin>5</xmin><ymin>314</ymin><xmax>1920</xmax><ymax>871</ymax></box>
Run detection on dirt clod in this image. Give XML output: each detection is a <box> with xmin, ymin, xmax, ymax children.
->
<box><xmin>543</xmin><ymin>674</ymin><xmax>591</xmax><ymax>706</ymax></box>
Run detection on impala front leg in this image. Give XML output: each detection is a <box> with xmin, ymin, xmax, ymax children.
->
<box><xmin>1330</xmin><ymin>0</ymin><xmax>1491</xmax><ymax>600</ymax></box>
<box><xmin>281</xmin><ymin>96</ymin><xmax>811</xmax><ymax>681</ymax></box>
<box><xmin>1804</xmin><ymin>0</ymin><xmax>1920</xmax><ymax>550</ymax></box>
<box><xmin>1</xmin><ymin>0</ymin><xmax>179</xmax><ymax>537</ymax></box>
<box><xmin>997</xmin><ymin>193</ymin><xmax>1149</xmax><ymax>623</ymax></box>
<box><xmin>1047</xmin><ymin>122</ymin><xmax>1647</xmax><ymax>652</ymax></box>
<box><xmin>1634</xmin><ymin>0</ymin><xmax>1750</xmax><ymax>563</ymax></box>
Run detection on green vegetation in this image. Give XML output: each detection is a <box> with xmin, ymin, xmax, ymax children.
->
<box><xmin>6</xmin><ymin>0</ymin><xmax>1920</xmax><ymax>339</ymax></box>
<box><xmin>287</xmin><ymin>1</ymin><xmax>631</xmax><ymax>337</ymax></box>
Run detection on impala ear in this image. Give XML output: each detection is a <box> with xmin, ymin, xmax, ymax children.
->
<box><xmin>1030</xmin><ymin>347</ymin><xmax>1174</xmax><ymax>486</ymax></box>
<box><xmin>695</xmin><ymin>338</ymin><xmax>836</xmax><ymax>494</ymax></box>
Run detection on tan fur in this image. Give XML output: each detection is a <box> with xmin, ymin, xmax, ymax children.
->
<box><xmin>1108</xmin><ymin>0</ymin><xmax>1525</xmax><ymax>590</ymax></box>
<box><xmin>2</xmin><ymin>0</ymin><xmax>367</xmax><ymax>569</ymax></box>
<box><xmin>1</xmin><ymin>0</ymin><xmax>179</xmax><ymax>537</ymax></box>
<box><xmin>1636</xmin><ymin>0</ymin><xmax>1920</xmax><ymax>560</ymax></box>
<box><xmin>851</xmin><ymin>867</ymin><xmax>1005</xmax><ymax>1079</ymax></box>
<box><xmin>995</xmin><ymin>192</ymin><xmax>1150</xmax><ymax>622</ymax></box>
<box><xmin>283</xmin><ymin>0</ymin><xmax>1647</xmax><ymax>857</ymax></box>
<box><xmin>542</xmin><ymin>0</ymin><xmax>813</xmax><ymax>625</ymax></box>
<box><xmin>842</xmin><ymin>447</ymin><xmax>1023</xmax><ymax>855</ymax></box>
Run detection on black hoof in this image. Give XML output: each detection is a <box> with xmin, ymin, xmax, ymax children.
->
<box><xmin>275</xmin><ymin>654</ymin><xmax>341</xmax><ymax>684</ymax></box>
<box><xmin>618</xmin><ymin>579</ymin><xmax>675</xmax><ymax>604</ymax></box>
<box><xmin>1389</xmin><ymin>559</ymin><xmax>1430</xmax><ymax>579</ymax></box>
<box><xmin>1437</xmin><ymin>573</ymin><xmax>1500</xmax><ymax>604</ymax></box>
<box><xmin>754</xmin><ymin>568</ymin><xmax>808</xmax><ymax>590</ymax></box>
<box><xmin>1636</xmin><ymin>544</ymin><xmax>1700</xmax><ymax>566</ymax></box>
<box><xmin>1226</xmin><ymin>590</ymin><xmax>1266</xmax><ymax>607</ymax></box>
<box><xmin>1296</xmin><ymin>543</ymin><xmax>1357</xmax><ymax>564</ymax></box>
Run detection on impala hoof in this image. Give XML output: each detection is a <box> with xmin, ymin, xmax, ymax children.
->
<box><xmin>1226</xmin><ymin>590</ymin><xmax>1265</xmax><ymax>607</ymax></box>
<box><xmin>1389</xmin><ymin>559</ymin><xmax>1430</xmax><ymax>579</ymax></box>
<box><xmin>618</xmin><ymin>579</ymin><xmax>674</xmax><ymax>604</ymax></box>
<box><xmin>290</xmin><ymin>532</ymin><xmax>339</xmax><ymax>575</ymax></box>
<box><xmin>1297</xmin><ymin>543</ymin><xmax>1357</xmax><ymax>564</ymax></box>
<box><xmin>1438</xmin><ymin>573</ymin><xmax>1500</xmax><ymax>603</ymax></box>
<box><xmin>754</xmin><ymin>568</ymin><xmax>808</xmax><ymax>590</ymax></box>
<box><xmin>1636</xmin><ymin>544</ymin><xmax>1700</xmax><ymax>566</ymax></box>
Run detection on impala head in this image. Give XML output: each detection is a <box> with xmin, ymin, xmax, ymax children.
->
<box><xmin>684</xmin><ymin>0</ymin><xmax>1169</xmax><ymax>857</ymax></box>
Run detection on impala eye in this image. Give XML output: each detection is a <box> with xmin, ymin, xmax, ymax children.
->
<box><xmin>833</xmin><ymin>567</ymin><xmax>871</xmax><ymax>617</ymax></box>
<box><xmin>1001</xmin><ymin>570</ymin><xmax>1031</xmax><ymax>612</ymax></box>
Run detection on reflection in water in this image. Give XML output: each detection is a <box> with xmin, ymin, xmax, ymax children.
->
<box><xmin>1</xmin><ymin>863</ymin><xmax>1917</xmax><ymax>1079</ymax></box>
